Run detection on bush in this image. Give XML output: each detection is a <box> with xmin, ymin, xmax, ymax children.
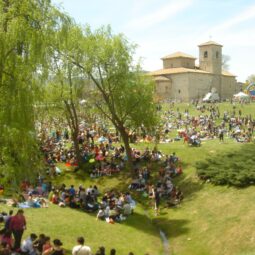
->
<box><xmin>196</xmin><ymin>144</ymin><xmax>255</xmax><ymax>187</ymax></box>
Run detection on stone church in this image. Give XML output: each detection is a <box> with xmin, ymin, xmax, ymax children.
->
<box><xmin>150</xmin><ymin>41</ymin><xmax>237</xmax><ymax>101</ymax></box>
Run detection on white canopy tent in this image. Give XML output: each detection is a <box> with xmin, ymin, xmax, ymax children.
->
<box><xmin>233</xmin><ymin>92</ymin><xmax>250</xmax><ymax>102</ymax></box>
<box><xmin>233</xmin><ymin>92</ymin><xmax>250</xmax><ymax>99</ymax></box>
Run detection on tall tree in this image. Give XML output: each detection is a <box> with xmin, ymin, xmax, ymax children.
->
<box><xmin>72</xmin><ymin>26</ymin><xmax>158</xmax><ymax>168</ymax></box>
<box><xmin>0</xmin><ymin>0</ymin><xmax>69</xmax><ymax>190</ymax></box>
<box><xmin>45</xmin><ymin>22</ymin><xmax>89</xmax><ymax>168</ymax></box>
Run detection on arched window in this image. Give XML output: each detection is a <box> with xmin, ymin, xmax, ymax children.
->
<box><xmin>204</xmin><ymin>51</ymin><xmax>208</xmax><ymax>58</ymax></box>
<box><xmin>216</xmin><ymin>51</ymin><xmax>219</xmax><ymax>58</ymax></box>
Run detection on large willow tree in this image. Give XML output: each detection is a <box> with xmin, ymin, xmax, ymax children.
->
<box><xmin>0</xmin><ymin>0</ymin><xmax>69</xmax><ymax>190</ymax></box>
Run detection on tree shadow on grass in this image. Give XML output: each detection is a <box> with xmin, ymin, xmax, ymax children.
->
<box><xmin>122</xmin><ymin>211</ymin><xmax>190</xmax><ymax>239</ymax></box>
<box><xmin>152</xmin><ymin>217</ymin><xmax>190</xmax><ymax>238</ymax></box>
<box><xmin>174</xmin><ymin>174</ymin><xmax>205</xmax><ymax>200</ymax></box>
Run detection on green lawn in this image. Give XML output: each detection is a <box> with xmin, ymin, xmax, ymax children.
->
<box><xmin>148</xmin><ymin>140</ymin><xmax>255</xmax><ymax>255</ymax></box>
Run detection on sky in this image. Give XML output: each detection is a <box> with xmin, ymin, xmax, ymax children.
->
<box><xmin>52</xmin><ymin>0</ymin><xmax>255</xmax><ymax>82</ymax></box>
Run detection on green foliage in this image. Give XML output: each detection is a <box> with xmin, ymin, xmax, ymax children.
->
<box><xmin>76</xmin><ymin>25</ymin><xmax>158</xmax><ymax>132</ymax></box>
<box><xmin>247</xmin><ymin>74</ymin><xmax>255</xmax><ymax>84</ymax></box>
<box><xmin>0</xmin><ymin>0</ymin><xmax>70</xmax><ymax>190</ymax></box>
<box><xmin>196</xmin><ymin>144</ymin><xmax>255</xmax><ymax>187</ymax></box>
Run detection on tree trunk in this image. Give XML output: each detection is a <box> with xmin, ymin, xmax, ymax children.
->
<box><xmin>72</xmin><ymin>128</ymin><xmax>82</xmax><ymax>168</ymax></box>
<box><xmin>119</xmin><ymin>127</ymin><xmax>133</xmax><ymax>171</ymax></box>
<box><xmin>64</xmin><ymin>100</ymin><xmax>82</xmax><ymax>168</ymax></box>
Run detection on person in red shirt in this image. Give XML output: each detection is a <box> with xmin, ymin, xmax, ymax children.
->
<box><xmin>9</xmin><ymin>209</ymin><xmax>26</xmax><ymax>250</ymax></box>
<box><xmin>0</xmin><ymin>230</ymin><xmax>14</xmax><ymax>249</ymax></box>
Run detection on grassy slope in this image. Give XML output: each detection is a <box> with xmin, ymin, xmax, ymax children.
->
<box><xmin>10</xmin><ymin>139</ymin><xmax>253</xmax><ymax>255</ymax></box>
<box><xmin>0</xmin><ymin>198</ymin><xmax>163</xmax><ymax>254</ymax></box>
<box><xmin>1</xmin><ymin>103</ymin><xmax>255</xmax><ymax>255</ymax></box>
<box><xmin>138</xmin><ymin>140</ymin><xmax>255</xmax><ymax>255</ymax></box>
<box><xmin>156</xmin><ymin>102</ymin><xmax>255</xmax><ymax>255</ymax></box>
<box><xmin>0</xmin><ymin>170</ymin><xmax>163</xmax><ymax>255</ymax></box>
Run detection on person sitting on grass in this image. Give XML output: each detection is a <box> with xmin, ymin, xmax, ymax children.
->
<box><xmin>0</xmin><ymin>230</ymin><xmax>13</xmax><ymax>250</ymax></box>
<box><xmin>72</xmin><ymin>236</ymin><xmax>91</xmax><ymax>255</ymax></box>
<box><xmin>21</xmin><ymin>233</ymin><xmax>38</xmax><ymax>255</ymax></box>
<box><xmin>49</xmin><ymin>239</ymin><xmax>65</xmax><ymax>255</ymax></box>
<box><xmin>0</xmin><ymin>241</ymin><xmax>11</xmax><ymax>255</ymax></box>
<box><xmin>42</xmin><ymin>236</ymin><xmax>52</xmax><ymax>255</ymax></box>
<box><xmin>110</xmin><ymin>249</ymin><xmax>116</xmax><ymax>255</ymax></box>
<box><xmin>34</xmin><ymin>233</ymin><xmax>46</xmax><ymax>255</ymax></box>
<box><xmin>96</xmin><ymin>207</ymin><xmax>106</xmax><ymax>221</ymax></box>
<box><xmin>95</xmin><ymin>246</ymin><xmax>105</xmax><ymax>255</ymax></box>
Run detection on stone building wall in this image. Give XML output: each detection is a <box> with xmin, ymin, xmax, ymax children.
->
<box><xmin>221</xmin><ymin>76</ymin><xmax>238</xmax><ymax>99</ymax></box>
<box><xmin>164</xmin><ymin>73</ymin><xmax>190</xmax><ymax>101</ymax></box>
<box><xmin>188</xmin><ymin>73</ymin><xmax>213</xmax><ymax>100</ymax></box>
<box><xmin>163</xmin><ymin>58</ymin><xmax>195</xmax><ymax>69</ymax></box>
<box><xmin>155</xmin><ymin>80</ymin><xmax>172</xmax><ymax>100</ymax></box>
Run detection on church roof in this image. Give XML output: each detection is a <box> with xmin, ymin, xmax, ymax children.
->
<box><xmin>150</xmin><ymin>68</ymin><xmax>236</xmax><ymax>77</ymax></box>
<box><xmin>198</xmin><ymin>41</ymin><xmax>223</xmax><ymax>47</ymax></box>
<box><xmin>222</xmin><ymin>70</ymin><xmax>236</xmax><ymax>77</ymax></box>
<box><xmin>161</xmin><ymin>51</ymin><xmax>196</xmax><ymax>60</ymax></box>
<box><xmin>154</xmin><ymin>76</ymin><xmax>170</xmax><ymax>81</ymax></box>
<box><xmin>150</xmin><ymin>67</ymin><xmax>210</xmax><ymax>76</ymax></box>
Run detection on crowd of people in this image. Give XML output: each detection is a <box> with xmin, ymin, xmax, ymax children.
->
<box><xmin>129</xmin><ymin>150</ymin><xmax>183</xmax><ymax>215</ymax></box>
<box><xmin>160</xmin><ymin>103</ymin><xmax>254</xmax><ymax>145</ymax></box>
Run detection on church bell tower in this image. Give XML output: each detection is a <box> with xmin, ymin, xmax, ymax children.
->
<box><xmin>198</xmin><ymin>41</ymin><xmax>222</xmax><ymax>74</ymax></box>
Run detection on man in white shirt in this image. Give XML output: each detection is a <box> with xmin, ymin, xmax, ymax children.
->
<box><xmin>21</xmin><ymin>233</ymin><xmax>37</xmax><ymax>255</ymax></box>
<box><xmin>72</xmin><ymin>237</ymin><xmax>91</xmax><ymax>255</ymax></box>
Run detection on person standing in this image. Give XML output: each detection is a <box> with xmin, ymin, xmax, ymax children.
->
<box><xmin>152</xmin><ymin>186</ymin><xmax>160</xmax><ymax>216</ymax></box>
<box><xmin>72</xmin><ymin>237</ymin><xmax>91</xmax><ymax>255</ymax></box>
<box><xmin>154</xmin><ymin>190</ymin><xmax>160</xmax><ymax>216</ymax></box>
<box><xmin>9</xmin><ymin>209</ymin><xmax>26</xmax><ymax>251</ymax></box>
<box><xmin>219</xmin><ymin>128</ymin><xmax>224</xmax><ymax>142</ymax></box>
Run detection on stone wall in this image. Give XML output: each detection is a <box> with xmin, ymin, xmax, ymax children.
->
<box><xmin>165</xmin><ymin>73</ymin><xmax>190</xmax><ymax>101</ymax></box>
<box><xmin>188</xmin><ymin>73</ymin><xmax>213</xmax><ymax>100</ymax></box>
<box><xmin>154</xmin><ymin>73</ymin><xmax>237</xmax><ymax>102</ymax></box>
<box><xmin>163</xmin><ymin>58</ymin><xmax>195</xmax><ymax>69</ymax></box>
<box><xmin>221</xmin><ymin>76</ymin><xmax>237</xmax><ymax>99</ymax></box>
<box><xmin>155</xmin><ymin>80</ymin><xmax>172</xmax><ymax>100</ymax></box>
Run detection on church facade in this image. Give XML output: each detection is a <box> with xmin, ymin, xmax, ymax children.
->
<box><xmin>150</xmin><ymin>41</ymin><xmax>237</xmax><ymax>102</ymax></box>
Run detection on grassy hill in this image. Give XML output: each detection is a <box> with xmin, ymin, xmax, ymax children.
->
<box><xmin>1</xmin><ymin>103</ymin><xmax>255</xmax><ymax>255</ymax></box>
<box><xmin>1</xmin><ymin>139</ymin><xmax>255</xmax><ymax>255</ymax></box>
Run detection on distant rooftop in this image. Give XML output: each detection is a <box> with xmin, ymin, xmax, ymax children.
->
<box><xmin>198</xmin><ymin>41</ymin><xmax>223</xmax><ymax>47</ymax></box>
<box><xmin>161</xmin><ymin>51</ymin><xmax>196</xmax><ymax>60</ymax></box>
<box><xmin>154</xmin><ymin>76</ymin><xmax>170</xmax><ymax>81</ymax></box>
<box><xmin>150</xmin><ymin>68</ymin><xmax>236</xmax><ymax>77</ymax></box>
<box><xmin>150</xmin><ymin>67</ymin><xmax>210</xmax><ymax>76</ymax></box>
